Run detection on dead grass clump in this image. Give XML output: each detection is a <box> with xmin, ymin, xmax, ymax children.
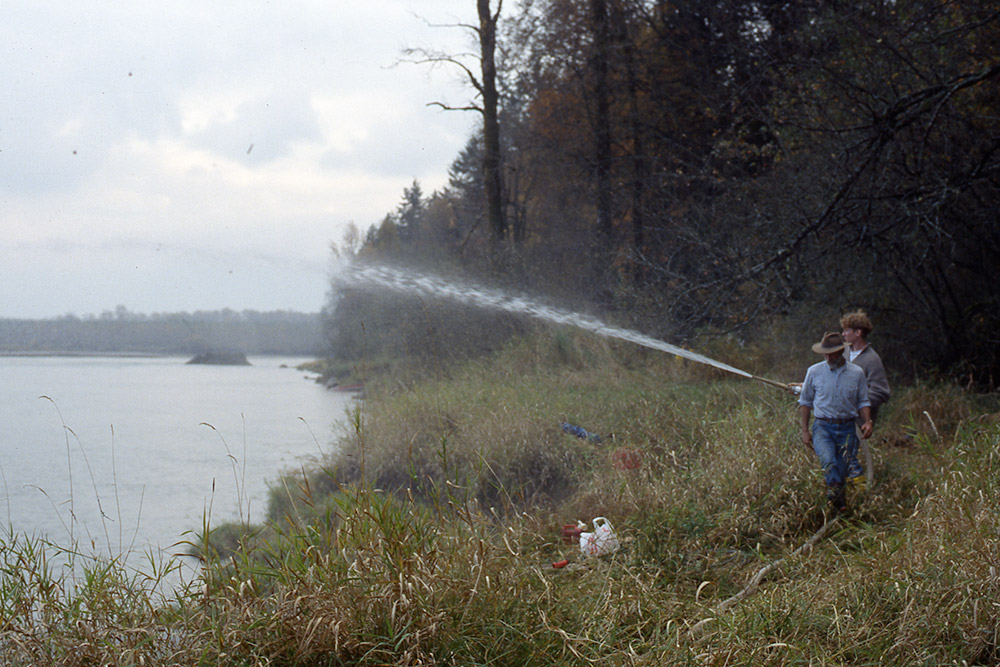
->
<box><xmin>887</xmin><ymin>382</ymin><xmax>974</xmax><ymax>445</ymax></box>
<box><xmin>0</xmin><ymin>532</ymin><xmax>196</xmax><ymax>665</ymax></box>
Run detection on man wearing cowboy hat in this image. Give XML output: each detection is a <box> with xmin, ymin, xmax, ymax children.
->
<box><xmin>798</xmin><ymin>331</ymin><xmax>873</xmax><ymax>512</ymax></box>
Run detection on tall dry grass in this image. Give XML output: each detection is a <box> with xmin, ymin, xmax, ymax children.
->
<box><xmin>2</xmin><ymin>329</ymin><xmax>997</xmax><ymax>665</ymax></box>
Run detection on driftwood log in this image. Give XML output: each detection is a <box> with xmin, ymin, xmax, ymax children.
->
<box><xmin>690</xmin><ymin>515</ymin><xmax>841</xmax><ymax>639</ymax></box>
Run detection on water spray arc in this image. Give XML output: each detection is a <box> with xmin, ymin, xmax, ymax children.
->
<box><xmin>340</xmin><ymin>264</ymin><xmax>792</xmax><ymax>392</ymax></box>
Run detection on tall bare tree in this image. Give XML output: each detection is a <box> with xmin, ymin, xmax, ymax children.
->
<box><xmin>479</xmin><ymin>0</ymin><xmax>507</xmax><ymax>246</ymax></box>
<box><xmin>405</xmin><ymin>2</ymin><xmax>508</xmax><ymax>251</ymax></box>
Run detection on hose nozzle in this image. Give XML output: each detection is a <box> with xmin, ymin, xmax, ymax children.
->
<box><xmin>752</xmin><ymin>375</ymin><xmax>798</xmax><ymax>394</ymax></box>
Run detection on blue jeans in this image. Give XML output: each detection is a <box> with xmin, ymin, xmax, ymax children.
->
<box><xmin>846</xmin><ymin>426</ymin><xmax>863</xmax><ymax>478</ymax></box>
<box><xmin>811</xmin><ymin>420</ymin><xmax>855</xmax><ymax>486</ymax></box>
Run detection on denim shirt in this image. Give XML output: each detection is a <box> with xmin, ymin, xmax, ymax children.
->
<box><xmin>798</xmin><ymin>360</ymin><xmax>871</xmax><ymax>420</ymax></box>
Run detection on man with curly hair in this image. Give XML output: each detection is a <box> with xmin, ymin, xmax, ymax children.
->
<box><xmin>840</xmin><ymin>310</ymin><xmax>891</xmax><ymax>420</ymax></box>
<box><xmin>840</xmin><ymin>309</ymin><xmax>891</xmax><ymax>485</ymax></box>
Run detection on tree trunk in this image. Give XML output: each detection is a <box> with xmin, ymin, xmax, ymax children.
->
<box><xmin>617</xmin><ymin>2</ymin><xmax>646</xmax><ymax>285</ymax></box>
<box><xmin>591</xmin><ymin>0</ymin><xmax>613</xmax><ymax>245</ymax></box>
<box><xmin>479</xmin><ymin>0</ymin><xmax>506</xmax><ymax>246</ymax></box>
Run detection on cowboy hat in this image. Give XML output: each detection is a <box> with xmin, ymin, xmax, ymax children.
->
<box><xmin>811</xmin><ymin>331</ymin><xmax>846</xmax><ymax>354</ymax></box>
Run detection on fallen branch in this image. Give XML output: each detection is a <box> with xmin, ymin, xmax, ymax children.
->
<box><xmin>689</xmin><ymin>515</ymin><xmax>841</xmax><ymax>639</ymax></box>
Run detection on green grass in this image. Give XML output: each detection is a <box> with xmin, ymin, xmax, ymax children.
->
<box><xmin>3</xmin><ymin>329</ymin><xmax>998</xmax><ymax>665</ymax></box>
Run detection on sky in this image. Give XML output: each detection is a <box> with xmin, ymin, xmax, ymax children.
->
<box><xmin>1</xmin><ymin>0</ymin><xmax>482</xmax><ymax>318</ymax></box>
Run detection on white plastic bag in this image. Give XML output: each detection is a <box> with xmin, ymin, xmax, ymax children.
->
<box><xmin>579</xmin><ymin>516</ymin><xmax>620</xmax><ymax>557</ymax></box>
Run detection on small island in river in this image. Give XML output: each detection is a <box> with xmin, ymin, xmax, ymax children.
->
<box><xmin>186</xmin><ymin>351</ymin><xmax>251</xmax><ymax>365</ymax></box>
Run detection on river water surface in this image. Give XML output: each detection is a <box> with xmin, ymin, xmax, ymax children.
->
<box><xmin>0</xmin><ymin>355</ymin><xmax>351</xmax><ymax>586</ymax></box>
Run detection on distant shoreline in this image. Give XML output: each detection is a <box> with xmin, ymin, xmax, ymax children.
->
<box><xmin>0</xmin><ymin>351</ymin><xmax>319</xmax><ymax>358</ymax></box>
<box><xmin>0</xmin><ymin>351</ymin><xmax>167</xmax><ymax>358</ymax></box>
<box><xmin>0</xmin><ymin>311</ymin><xmax>323</xmax><ymax>358</ymax></box>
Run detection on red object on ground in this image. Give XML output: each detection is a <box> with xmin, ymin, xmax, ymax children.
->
<box><xmin>612</xmin><ymin>448</ymin><xmax>643</xmax><ymax>470</ymax></box>
<box><xmin>552</xmin><ymin>559</ymin><xmax>569</xmax><ymax>569</ymax></box>
<box><xmin>561</xmin><ymin>524</ymin><xmax>583</xmax><ymax>543</ymax></box>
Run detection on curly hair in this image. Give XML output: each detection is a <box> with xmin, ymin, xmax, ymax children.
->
<box><xmin>840</xmin><ymin>309</ymin><xmax>873</xmax><ymax>337</ymax></box>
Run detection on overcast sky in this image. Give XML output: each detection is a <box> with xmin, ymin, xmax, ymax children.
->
<box><xmin>1</xmin><ymin>0</ymin><xmax>481</xmax><ymax>318</ymax></box>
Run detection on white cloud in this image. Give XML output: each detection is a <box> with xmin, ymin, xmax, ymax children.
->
<box><xmin>0</xmin><ymin>0</ymin><xmax>486</xmax><ymax>317</ymax></box>
<box><xmin>178</xmin><ymin>91</ymin><xmax>244</xmax><ymax>135</ymax></box>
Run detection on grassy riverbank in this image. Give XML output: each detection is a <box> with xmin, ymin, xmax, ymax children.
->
<box><xmin>1</xmin><ymin>331</ymin><xmax>997</xmax><ymax>665</ymax></box>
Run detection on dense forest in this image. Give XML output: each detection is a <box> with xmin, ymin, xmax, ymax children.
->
<box><xmin>0</xmin><ymin>309</ymin><xmax>323</xmax><ymax>355</ymax></box>
<box><xmin>324</xmin><ymin>0</ymin><xmax>999</xmax><ymax>386</ymax></box>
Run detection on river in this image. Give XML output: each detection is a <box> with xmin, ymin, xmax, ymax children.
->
<box><xmin>0</xmin><ymin>355</ymin><xmax>352</xmax><ymax>588</ymax></box>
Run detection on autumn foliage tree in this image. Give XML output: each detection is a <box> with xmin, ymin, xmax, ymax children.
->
<box><xmin>326</xmin><ymin>0</ymin><xmax>1000</xmax><ymax>384</ymax></box>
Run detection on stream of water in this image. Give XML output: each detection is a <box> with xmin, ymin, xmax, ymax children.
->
<box><xmin>339</xmin><ymin>263</ymin><xmax>753</xmax><ymax>380</ymax></box>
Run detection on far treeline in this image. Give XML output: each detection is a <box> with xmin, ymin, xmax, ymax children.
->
<box><xmin>324</xmin><ymin>1</ymin><xmax>999</xmax><ymax>387</ymax></box>
<box><xmin>0</xmin><ymin>309</ymin><xmax>324</xmax><ymax>356</ymax></box>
